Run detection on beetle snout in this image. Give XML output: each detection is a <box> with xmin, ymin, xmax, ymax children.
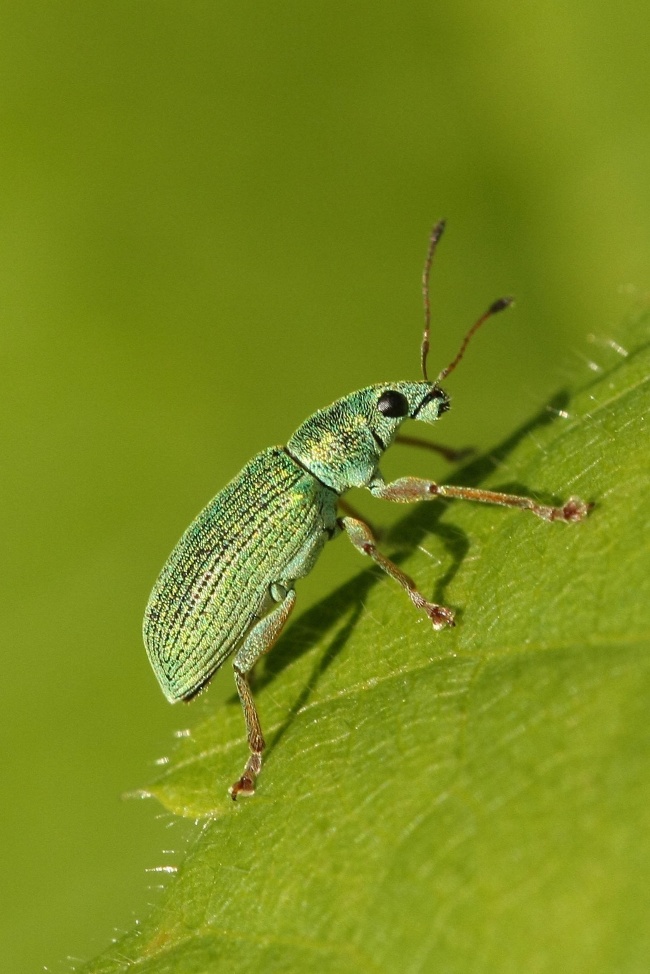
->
<box><xmin>412</xmin><ymin>385</ymin><xmax>450</xmax><ymax>424</ymax></box>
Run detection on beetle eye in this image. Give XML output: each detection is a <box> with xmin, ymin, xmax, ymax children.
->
<box><xmin>377</xmin><ymin>390</ymin><xmax>409</xmax><ymax>418</ymax></box>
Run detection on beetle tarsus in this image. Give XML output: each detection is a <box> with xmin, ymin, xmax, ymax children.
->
<box><xmin>229</xmin><ymin>753</ymin><xmax>262</xmax><ymax>800</ymax></box>
<box><xmin>427</xmin><ymin>603</ymin><xmax>455</xmax><ymax>629</ymax></box>
<box><xmin>559</xmin><ymin>497</ymin><xmax>592</xmax><ymax>522</ymax></box>
<box><xmin>229</xmin><ymin>774</ymin><xmax>255</xmax><ymax>801</ymax></box>
<box><xmin>534</xmin><ymin>496</ymin><xmax>592</xmax><ymax>522</ymax></box>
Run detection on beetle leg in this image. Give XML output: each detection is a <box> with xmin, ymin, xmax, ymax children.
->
<box><xmin>229</xmin><ymin>586</ymin><xmax>296</xmax><ymax>800</ymax></box>
<box><xmin>340</xmin><ymin>516</ymin><xmax>455</xmax><ymax>629</ymax></box>
<box><xmin>393</xmin><ymin>433</ymin><xmax>475</xmax><ymax>463</ymax></box>
<box><xmin>370</xmin><ymin>475</ymin><xmax>591</xmax><ymax>522</ymax></box>
<box><xmin>337</xmin><ymin>497</ymin><xmax>381</xmax><ymax>539</ymax></box>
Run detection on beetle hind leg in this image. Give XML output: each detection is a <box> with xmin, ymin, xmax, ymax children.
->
<box><xmin>229</xmin><ymin>585</ymin><xmax>296</xmax><ymax>800</ymax></box>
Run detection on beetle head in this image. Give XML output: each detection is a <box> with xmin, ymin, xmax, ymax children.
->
<box><xmin>286</xmin><ymin>380</ymin><xmax>450</xmax><ymax>493</ymax></box>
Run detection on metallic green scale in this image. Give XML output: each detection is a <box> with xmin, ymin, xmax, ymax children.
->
<box><xmin>144</xmin><ymin>446</ymin><xmax>339</xmax><ymax>702</ymax></box>
<box><xmin>143</xmin><ymin>222</ymin><xmax>590</xmax><ymax>800</ymax></box>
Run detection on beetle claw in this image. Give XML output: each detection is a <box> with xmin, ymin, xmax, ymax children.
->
<box><xmin>560</xmin><ymin>497</ymin><xmax>593</xmax><ymax>522</ymax></box>
<box><xmin>427</xmin><ymin>603</ymin><xmax>455</xmax><ymax>630</ymax></box>
<box><xmin>229</xmin><ymin>752</ymin><xmax>262</xmax><ymax>800</ymax></box>
<box><xmin>229</xmin><ymin>773</ymin><xmax>256</xmax><ymax>801</ymax></box>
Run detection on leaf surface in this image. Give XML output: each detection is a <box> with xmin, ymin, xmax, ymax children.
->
<box><xmin>84</xmin><ymin>321</ymin><xmax>650</xmax><ymax>974</ymax></box>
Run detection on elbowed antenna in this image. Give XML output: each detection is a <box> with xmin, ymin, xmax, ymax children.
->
<box><xmin>420</xmin><ymin>219</ymin><xmax>446</xmax><ymax>381</ymax></box>
<box><xmin>436</xmin><ymin>295</ymin><xmax>513</xmax><ymax>382</ymax></box>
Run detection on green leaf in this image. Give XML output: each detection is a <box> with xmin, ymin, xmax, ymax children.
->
<box><xmin>84</xmin><ymin>319</ymin><xmax>650</xmax><ymax>974</ymax></box>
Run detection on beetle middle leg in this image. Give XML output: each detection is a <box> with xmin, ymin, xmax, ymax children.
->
<box><xmin>229</xmin><ymin>584</ymin><xmax>296</xmax><ymax>800</ymax></box>
<box><xmin>341</xmin><ymin>516</ymin><xmax>455</xmax><ymax>629</ymax></box>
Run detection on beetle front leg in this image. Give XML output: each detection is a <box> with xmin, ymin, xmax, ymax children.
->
<box><xmin>370</xmin><ymin>476</ymin><xmax>591</xmax><ymax>522</ymax></box>
<box><xmin>229</xmin><ymin>585</ymin><xmax>296</xmax><ymax>800</ymax></box>
<box><xmin>341</xmin><ymin>516</ymin><xmax>455</xmax><ymax>629</ymax></box>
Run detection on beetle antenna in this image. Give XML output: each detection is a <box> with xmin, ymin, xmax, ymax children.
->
<box><xmin>437</xmin><ymin>296</ymin><xmax>514</xmax><ymax>382</ymax></box>
<box><xmin>420</xmin><ymin>219</ymin><xmax>446</xmax><ymax>381</ymax></box>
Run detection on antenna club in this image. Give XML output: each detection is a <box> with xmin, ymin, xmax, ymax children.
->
<box><xmin>489</xmin><ymin>296</ymin><xmax>514</xmax><ymax>314</ymax></box>
<box><xmin>432</xmin><ymin>219</ymin><xmax>447</xmax><ymax>243</ymax></box>
<box><xmin>436</xmin><ymin>291</ymin><xmax>515</xmax><ymax>383</ymax></box>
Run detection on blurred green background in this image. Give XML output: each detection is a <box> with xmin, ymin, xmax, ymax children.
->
<box><xmin>1</xmin><ymin>3</ymin><xmax>649</xmax><ymax>971</ymax></box>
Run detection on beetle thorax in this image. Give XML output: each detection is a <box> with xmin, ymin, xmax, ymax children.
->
<box><xmin>287</xmin><ymin>394</ymin><xmax>382</xmax><ymax>493</ymax></box>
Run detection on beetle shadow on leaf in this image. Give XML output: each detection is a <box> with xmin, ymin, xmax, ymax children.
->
<box><xmin>259</xmin><ymin>577</ymin><xmax>374</xmax><ymax>761</ymax></box>
<box><xmin>230</xmin><ymin>390</ymin><xmax>571</xmax><ymax>757</ymax></box>
<box><xmin>387</xmin><ymin>389</ymin><xmax>571</xmax><ymax>598</ymax></box>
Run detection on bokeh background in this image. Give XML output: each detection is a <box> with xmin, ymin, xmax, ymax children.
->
<box><xmin>2</xmin><ymin>3</ymin><xmax>649</xmax><ymax>971</ymax></box>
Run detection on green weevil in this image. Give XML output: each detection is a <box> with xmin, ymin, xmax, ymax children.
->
<box><xmin>143</xmin><ymin>221</ymin><xmax>590</xmax><ymax>799</ymax></box>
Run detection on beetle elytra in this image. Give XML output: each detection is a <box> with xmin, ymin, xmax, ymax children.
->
<box><xmin>143</xmin><ymin>221</ymin><xmax>590</xmax><ymax>799</ymax></box>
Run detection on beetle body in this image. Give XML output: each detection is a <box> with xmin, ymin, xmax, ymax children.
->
<box><xmin>144</xmin><ymin>224</ymin><xmax>590</xmax><ymax>799</ymax></box>
<box><xmin>143</xmin><ymin>381</ymin><xmax>446</xmax><ymax>702</ymax></box>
